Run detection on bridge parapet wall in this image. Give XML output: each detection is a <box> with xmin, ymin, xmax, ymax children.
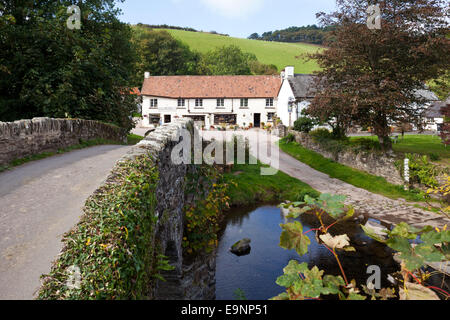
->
<box><xmin>0</xmin><ymin>117</ymin><xmax>127</xmax><ymax>166</ymax></box>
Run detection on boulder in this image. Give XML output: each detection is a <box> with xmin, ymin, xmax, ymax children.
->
<box><xmin>230</xmin><ymin>238</ymin><xmax>251</xmax><ymax>256</ymax></box>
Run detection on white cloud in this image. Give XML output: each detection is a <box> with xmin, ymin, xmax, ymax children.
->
<box><xmin>200</xmin><ymin>0</ymin><xmax>264</xmax><ymax>19</ymax></box>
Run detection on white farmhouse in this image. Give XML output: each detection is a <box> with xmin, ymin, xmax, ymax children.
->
<box><xmin>424</xmin><ymin>96</ymin><xmax>449</xmax><ymax>132</ymax></box>
<box><xmin>140</xmin><ymin>72</ymin><xmax>282</xmax><ymax>128</ymax></box>
<box><xmin>277</xmin><ymin>66</ymin><xmax>317</xmax><ymax>127</ymax></box>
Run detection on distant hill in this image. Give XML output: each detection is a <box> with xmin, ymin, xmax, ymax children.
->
<box><xmin>248</xmin><ymin>25</ymin><xmax>333</xmax><ymax>45</ymax></box>
<box><xmin>135</xmin><ymin>23</ymin><xmax>230</xmax><ymax>37</ymax></box>
<box><xmin>161</xmin><ymin>28</ymin><xmax>322</xmax><ymax>74</ymax></box>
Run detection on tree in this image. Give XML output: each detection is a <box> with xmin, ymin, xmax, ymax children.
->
<box><xmin>199</xmin><ymin>45</ymin><xmax>277</xmax><ymax>75</ymax></box>
<box><xmin>429</xmin><ymin>70</ymin><xmax>450</xmax><ymax>101</ymax></box>
<box><xmin>134</xmin><ymin>29</ymin><xmax>200</xmax><ymax>80</ymax></box>
<box><xmin>199</xmin><ymin>45</ymin><xmax>253</xmax><ymax>75</ymax></box>
<box><xmin>248</xmin><ymin>32</ymin><xmax>260</xmax><ymax>40</ymax></box>
<box><xmin>294</xmin><ymin>117</ymin><xmax>316</xmax><ymax>133</ymax></box>
<box><xmin>307</xmin><ymin>0</ymin><xmax>450</xmax><ymax>151</ymax></box>
<box><xmin>248</xmin><ymin>60</ymin><xmax>278</xmax><ymax>75</ymax></box>
<box><xmin>0</xmin><ymin>0</ymin><xmax>139</xmax><ymax>130</ymax></box>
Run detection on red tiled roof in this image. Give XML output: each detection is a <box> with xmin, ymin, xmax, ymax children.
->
<box><xmin>141</xmin><ymin>75</ymin><xmax>281</xmax><ymax>98</ymax></box>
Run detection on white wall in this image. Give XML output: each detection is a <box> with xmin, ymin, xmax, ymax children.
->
<box><xmin>142</xmin><ymin>96</ymin><xmax>278</xmax><ymax>128</ymax></box>
<box><xmin>277</xmin><ymin>79</ymin><xmax>296</xmax><ymax>126</ymax></box>
<box><xmin>425</xmin><ymin>117</ymin><xmax>444</xmax><ymax>131</ymax></box>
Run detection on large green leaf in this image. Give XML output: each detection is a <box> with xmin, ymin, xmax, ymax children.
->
<box><xmin>414</xmin><ymin>244</ymin><xmax>445</xmax><ymax>263</ymax></box>
<box><xmin>421</xmin><ymin>230</ymin><xmax>450</xmax><ymax>245</ymax></box>
<box><xmin>398</xmin><ymin>251</ymin><xmax>426</xmax><ymax>271</ymax></box>
<box><xmin>287</xmin><ymin>206</ymin><xmax>312</xmax><ymax>219</ymax></box>
<box><xmin>276</xmin><ymin>273</ymin><xmax>300</xmax><ymax>288</ymax></box>
<box><xmin>388</xmin><ymin>222</ymin><xmax>420</xmax><ymax>240</ymax></box>
<box><xmin>283</xmin><ymin>260</ymin><xmax>309</xmax><ymax>275</ymax></box>
<box><xmin>279</xmin><ymin>221</ymin><xmax>311</xmax><ymax>256</ymax></box>
<box><xmin>386</xmin><ymin>236</ymin><xmax>412</xmax><ymax>253</ymax></box>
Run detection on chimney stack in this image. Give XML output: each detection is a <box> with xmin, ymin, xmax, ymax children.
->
<box><xmin>144</xmin><ymin>72</ymin><xmax>150</xmax><ymax>79</ymax></box>
<box><xmin>284</xmin><ymin>66</ymin><xmax>294</xmax><ymax>79</ymax></box>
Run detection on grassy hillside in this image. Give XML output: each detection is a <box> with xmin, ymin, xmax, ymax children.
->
<box><xmin>161</xmin><ymin>28</ymin><xmax>322</xmax><ymax>74</ymax></box>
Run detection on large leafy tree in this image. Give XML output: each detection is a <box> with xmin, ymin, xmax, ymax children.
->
<box><xmin>0</xmin><ymin>0</ymin><xmax>138</xmax><ymax>130</ymax></box>
<box><xmin>199</xmin><ymin>45</ymin><xmax>254</xmax><ymax>75</ymax></box>
<box><xmin>308</xmin><ymin>0</ymin><xmax>450</xmax><ymax>151</ymax></box>
<box><xmin>198</xmin><ymin>45</ymin><xmax>277</xmax><ymax>75</ymax></box>
<box><xmin>133</xmin><ymin>29</ymin><xmax>200</xmax><ymax>80</ymax></box>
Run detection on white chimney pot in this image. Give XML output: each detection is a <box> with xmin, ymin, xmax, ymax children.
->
<box><xmin>144</xmin><ymin>72</ymin><xmax>150</xmax><ymax>79</ymax></box>
<box><xmin>285</xmin><ymin>66</ymin><xmax>294</xmax><ymax>78</ymax></box>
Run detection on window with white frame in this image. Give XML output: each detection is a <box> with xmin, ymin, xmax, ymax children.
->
<box><xmin>217</xmin><ymin>98</ymin><xmax>225</xmax><ymax>107</ymax></box>
<box><xmin>266</xmin><ymin>98</ymin><xmax>274</xmax><ymax>107</ymax></box>
<box><xmin>195</xmin><ymin>99</ymin><xmax>203</xmax><ymax>107</ymax></box>
<box><xmin>267</xmin><ymin>112</ymin><xmax>275</xmax><ymax>121</ymax></box>
<box><xmin>177</xmin><ymin>98</ymin><xmax>185</xmax><ymax>107</ymax></box>
<box><xmin>150</xmin><ymin>99</ymin><xmax>158</xmax><ymax>108</ymax></box>
<box><xmin>240</xmin><ymin>98</ymin><xmax>248</xmax><ymax>108</ymax></box>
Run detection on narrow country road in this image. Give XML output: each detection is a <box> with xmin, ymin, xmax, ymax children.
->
<box><xmin>202</xmin><ymin>130</ymin><xmax>450</xmax><ymax>229</ymax></box>
<box><xmin>0</xmin><ymin>145</ymin><xmax>132</xmax><ymax>300</ymax></box>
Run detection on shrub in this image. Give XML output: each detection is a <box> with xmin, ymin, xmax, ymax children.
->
<box><xmin>284</xmin><ymin>133</ymin><xmax>296</xmax><ymax>143</ymax></box>
<box><xmin>429</xmin><ymin>153</ymin><xmax>440</xmax><ymax>161</ymax></box>
<box><xmin>349</xmin><ymin>138</ymin><xmax>381</xmax><ymax>152</ymax></box>
<box><xmin>183</xmin><ymin>165</ymin><xmax>230</xmax><ymax>255</ymax></box>
<box><xmin>294</xmin><ymin>117</ymin><xmax>316</xmax><ymax>133</ymax></box>
<box><xmin>401</xmin><ymin>154</ymin><xmax>441</xmax><ymax>187</ymax></box>
<box><xmin>309</xmin><ymin>128</ymin><xmax>333</xmax><ymax>140</ymax></box>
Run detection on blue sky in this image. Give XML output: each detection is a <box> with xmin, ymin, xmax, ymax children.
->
<box><xmin>116</xmin><ymin>0</ymin><xmax>337</xmax><ymax>38</ymax></box>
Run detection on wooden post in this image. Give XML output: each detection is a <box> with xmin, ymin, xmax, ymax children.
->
<box><xmin>404</xmin><ymin>158</ymin><xmax>410</xmax><ymax>191</ymax></box>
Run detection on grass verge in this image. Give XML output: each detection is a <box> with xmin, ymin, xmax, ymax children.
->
<box><xmin>127</xmin><ymin>134</ymin><xmax>145</xmax><ymax>145</ymax></box>
<box><xmin>349</xmin><ymin>135</ymin><xmax>449</xmax><ymax>162</ymax></box>
<box><xmin>278</xmin><ymin>139</ymin><xmax>426</xmax><ymax>202</ymax></box>
<box><xmin>223</xmin><ymin>160</ymin><xmax>320</xmax><ymax>206</ymax></box>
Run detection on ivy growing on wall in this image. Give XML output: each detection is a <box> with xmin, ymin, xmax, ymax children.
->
<box><xmin>183</xmin><ymin>164</ymin><xmax>231</xmax><ymax>255</ymax></box>
<box><xmin>38</xmin><ymin>155</ymin><xmax>169</xmax><ymax>300</ymax></box>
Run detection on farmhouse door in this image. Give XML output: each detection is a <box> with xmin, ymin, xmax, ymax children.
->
<box><xmin>254</xmin><ymin>113</ymin><xmax>261</xmax><ymax>128</ymax></box>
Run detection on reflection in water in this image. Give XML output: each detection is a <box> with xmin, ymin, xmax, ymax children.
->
<box><xmin>216</xmin><ymin>206</ymin><xmax>400</xmax><ymax>300</ymax></box>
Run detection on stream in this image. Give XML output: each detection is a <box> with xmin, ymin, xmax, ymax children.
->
<box><xmin>215</xmin><ymin>205</ymin><xmax>401</xmax><ymax>300</ymax></box>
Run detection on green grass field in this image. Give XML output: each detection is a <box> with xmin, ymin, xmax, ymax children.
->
<box><xmin>349</xmin><ymin>135</ymin><xmax>449</xmax><ymax>163</ymax></box>
<box><xmin>159</xmin><ymin>28</ymin><xmax>322</xmax><ymax>74</ymax></box>
<box><xmin>224</xmin><ymin>161</ymin><xmax>319</xmax><ymax>206</ymax></box>
<box><xmin>278</xmin><ymin>139</ymin><xmax>428</xmax><ymax>202</ymax></box>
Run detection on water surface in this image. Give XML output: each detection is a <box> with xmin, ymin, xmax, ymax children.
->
<box><xmin>216</xmin><ymin>205</ymin><xmax>399</xmax><ymax>300</ymax></box>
